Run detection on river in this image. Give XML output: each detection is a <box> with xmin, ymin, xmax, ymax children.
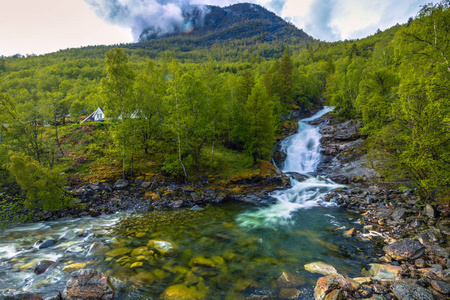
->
<box><xmin>0</xmin><ymin>107</ymin><xmax>376</xmax><ymax>299</ymax></box>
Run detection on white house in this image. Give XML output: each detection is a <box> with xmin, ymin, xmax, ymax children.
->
<box><xmin>81</xmin><ymin>107</ymin><xmax>105</xmax><ymax>124</ymax></box>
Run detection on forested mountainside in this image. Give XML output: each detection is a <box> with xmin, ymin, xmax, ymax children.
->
<box><xmin>0</xmin><ymin>1</ymin><xmax>449</xmax><ymax>220</ymax></box>
<box><xmin>138</xmin><ymin>3</ymin><xmax>311</xmax><ymax>44</ymax></box>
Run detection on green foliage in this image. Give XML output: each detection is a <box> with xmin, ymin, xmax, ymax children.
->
<box><xmin>0</xmin><ymin>2</ymin><xmax>448</xmax><ymax>202</ymax></box>
<box><xmin>4</xmin><ymin>151</ymin><xmax>73</xmax><ymax>211</ymax></box>
<box><xmin>0</xmin><ymin>194</ymin><xmax>35</xmax><ymax>229</ymax></box>
<box><xmin>243</xmin><ymin>81</ymin><xmax>275</xmax><ymax>165</ymax></box>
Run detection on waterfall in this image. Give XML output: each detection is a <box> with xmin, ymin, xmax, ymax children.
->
<box><xmin>237</xmin><ymin>106</ymin><xmax>343</xmax><ymax>228</ymax></box>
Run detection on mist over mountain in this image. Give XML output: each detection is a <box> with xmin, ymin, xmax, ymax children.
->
<box><xmin>138</xmin><ymin>3</ymin><xmax>311</xmax><ymax>44</ymax></box>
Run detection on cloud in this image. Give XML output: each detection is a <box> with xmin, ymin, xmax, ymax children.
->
<box><xmin>85</xmin><ymin>0</ymin><xmax>210</xmax><ymax>41</ymax></box>
<box><xmin>84</xmin><ymin>0</ymin><xmax>429</xmax><ymax>42</ymax></box>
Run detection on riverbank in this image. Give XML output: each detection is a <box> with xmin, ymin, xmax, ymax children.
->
<box><xmin>302</xmin><ymin>112</ymin><xmax>450</xmax><ymax>299</ymax></box>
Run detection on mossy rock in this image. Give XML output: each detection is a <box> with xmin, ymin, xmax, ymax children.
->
<box><xmin>62</xmin><ymin>262</ymin><xmax>88</xmax><ymax>272</ymax></box>
<box><xmin>106</xmin><ymin>247</ymin><xmax>132</xmax><ymax>257</ymax></box>
<box><xmin>131</xmin><ymin>246</ymin><xmax>149</xmax><ymax>257</ymax></box>
<box><xmin>147</xmin><ymin>239</ymin><xmax>178</xmax><ymax>256</ymax></box>
<box><xmin>162</xmin><ymin>283</ymin><xmax>208</xmax><ymax>300</ymax></box>
<box><xmin>189</xmin><ymin>256</ymin><xmax>216</xmax><ymax>268</ymax></box>
<box><xmin>130</xmin><ymin>262</ymin><xmax>143</xmax><ymax>269</ymax></box>
<box><xmin>128</xmin><ymin>271</ymin><xmax>156</xmax><ymax>285</ymax></box>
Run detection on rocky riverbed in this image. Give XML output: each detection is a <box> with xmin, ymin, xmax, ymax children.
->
<box><xmin>307</xmin><ymin>113</ymin><xmax>449</xmax><ymax>299</ymax></box>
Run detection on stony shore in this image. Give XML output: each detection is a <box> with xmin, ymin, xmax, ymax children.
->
<box><xmin>307</xmin><ymin>113</ymin><xmax>450</xmax><ymax>300</ymax></box>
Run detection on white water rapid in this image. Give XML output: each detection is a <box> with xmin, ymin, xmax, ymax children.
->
<box><xmin>238</xmin><ymin>106</ymin><xmax>344</xmax><ymax>228</ymax></box>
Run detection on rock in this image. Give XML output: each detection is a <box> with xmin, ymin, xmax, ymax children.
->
<box><xmin>233</xmin><ymin>278</ymin><xmax>260</xmax><ymax>292</ymax></box>
<box><xmin>128</xmin><ymin>271</ymin><xmax>156</xmax><ymax>285</ymax></box>
<box><xmin>190</xmin><ymin>205</ymin><xmax>204</xmax><ymax>211</ymax></box>
<box><xmin>285</xmin><ymin>172</ymin><xmax>309</xmax><ymax>182</ymax></box>
<box><xmin>130</xmin><ymin>246</ymin><xmax>148</xmax><ymax>257</ymax></box>
<box><xmin>38</xmin><ymin>239</ymin><xmax>57</xmax><ymax>249</ymax></box>
<box><xmin>314</xmin><ymin>274</ymin><xmax>353</xmax><ymax>300</ymax></box>
<box><xmin>141</xmin><ymin>181</ymin><xmax>152</xmax><ymax>189</ymax></box>
<box><xmin>425</xmin><ymin>204</ymin><xmax>435</xmax><ymax>218</ymax></box>
<box><xmin>59</xmin><ymin>230</ymin><xmax>77</xmax><ymax>240</ymax></box>
<box><xmin>34</xmin><ymin>260</ymin><xmax>55</xmax><ymax>275</ymax></box>
<box><xmin>415</xmin><ymin>258</ymin><xmax>426</xmax><ymax>268</ymax></box>
<box><xmin>343</xmin><ymin>228</ymin><xmax>356</xmax><ymax>238</ymax></box>
<box><xmin>63</xmin><ymin>269</ymin><xmax>114</xmax><ymax>300</ymax></box>
<box><xmin>271</xmin><ymin>271</ymin><xmax>305</xmax><ymax>289</ymax></box>
<box><xmin>86</xmin><ymin>242</ymin><xmax>103</xmax><ymax>256</ymax></box>
<box><xmin>324</xmin><ymin>289</ymin><xmax>341</xmax><ymax>300</ymax></box>
<box><xmin>272</xmin><ymin>144</ymin><xmax>287</xmax><ymax>167</ymax></box>
<box><xmin>147</xmin><ymin>240</ymin><xmax>177</xmax><ymax>256</ymax></box>
<box><xmin>383</xmin><ymin>239</ymin><xmax>425</xmax><ymax>261</ymax></box>
<box><xmin>304</xmin><ymin>262</ymin><xmax>338</xmax><ymax>276</ymax></box>
<box><xmin>352</xmin><ymin>277</ymin><xmax>371</xmax><ymax>285</ymax></box>
<box><xmin>130</xmin><ymin>262</ymin><xmax>143</xmax><ymax>269</ymax></box>
<box><xmin>361</xmin><ymin>264</ymin><xmax>402</xmax><ymax>281</ymax></box>
<box><xmin>63</xmin><ymin>262</ymin><xmax>88</xmax><ymax>272</ymax></box>
<box><xmin>431</xmin><ymin>280</ymin><xmax>450</xmax><ymax>294</ymax></box>
<box><xmin>279</xmin><ymin>288</ymin><xmax>301</xmax><ymax>299</ymax></box>
<box><xmin>1</xmin><ymin>293</ymin><xmax>43</xmax><ymax>300</ymax></box>
<box><xmin>65</xmin><ymin>245</ymin><xmax>85</xmax><ymax>253</ymax></box>
<box><xmin>391</xmin><ymin>281</ymin><xmax>433</xmax><ymax>300</ymax></box>
<box><xmin>104</xmin><ymin>183</ymin><xmax>113</xmax><ymax>192</ymax></box>
<box><xmin>113</xmin><ymin>179</ymin><xmax>129</xmax><ymax>190</ymax></box>
<box><xmin>105</xmin><ymin>247</ymin><xmax>132</xmax><ymax>257</ymax></box>
<box><xmin>391</xmin><ymin>208</ymin><xmax>407</xmax><ymax>220</ymax></box>
<box><xmin>189</xmin><ymin>256</ymin><xmax>216</xmax><ymax>268</ymax></box>
<box><xmin>162</xmin><ymin>283</ymin><xmax>208</xmax><ymax>300</ymax></box>
<box><xmin>171</xmin><ymin>200</ymin><xmax>184</xmax><ymax>209</ymax></box>
<box><xmin>417</xmin><ymin>229</ymin><xmax>442</xmax><ymax>245</ymax></box>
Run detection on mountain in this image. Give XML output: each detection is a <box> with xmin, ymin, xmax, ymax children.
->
<box><xmin>138</xmin><ymin>3</ymin><xmax>312</xmax><ymax>46</ymax></box>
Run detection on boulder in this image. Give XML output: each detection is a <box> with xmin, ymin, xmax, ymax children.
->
<box><xmin>285</xmin><ymin>172</ymin><xmax>309</xmax><ymax>182</ymax></box>
<box><xmin>279</xmin><ymin>288</ymin><xmax>301</xmax><ymax>299</ymax></box>
<box><xmin>38</xmin><ymin>239</ymin><xmax>57</xmax><ymax>249</ymax></box>
<box><xmin>314</xmin><ymin>274</ymin><xmax>353</xmax><ymax>300</ymax></box>
<box><xmin>304</xmin><ymin>262</ymin><xmax>338</xmax><ymax>276</ymax></box>
<box><xmin>59</xmin><ymin>230</ymin><xmax>77</xmax><ymax>240</ymax></box>
<box><xmin>188</xmin><ymin>256</ymin><xmax>216</xmax><ymax>268</ymax></box>
<box><xmin>425</xmin><ymin>204</ymin><xmax>435</xmax><ymax>218</ymax></box>
<box><xmin>86</xmin><ymin>242</ymin><xmax>104</xmax><ymax>256</ymax></box>
<box><xmin>63</xmin><ymin>262</ymin><xmax>88</xmax><ymax>272</ymax></box>
<box><xmin>272</xmin><ymin>142</ymin><xmax>287</xmax><ymax>167</ymax></box>
<box><xmin>324</xmin><ymin>289</ymin><xmax>341</xmax><ymax>300</ymax></box>
<box><xmin>162</xmin><ymin>284</ymin><xmax>208</xmax><ymax>300</ymax></box>
<box><xmin>34</xmin><ymin>260</ymin><xmax>55</xmax><ymax>275</ymax></box>
<box><xmin>1</xmin><ymin>293</ymin><xmax>43</xmax><ymax>300</ymax></box>
<box><xmin>113</xmin><ymin>179</ymin><xmax>129</xmax><ymax>190</ymax></box>
<box><xmin>147</xmin><ymin>240</ymin><xmax>177</xmax><ymax>256</ymax></box>
<box><xmin>361</xmin><ymin>264</ymin><xmax>402</xmax><ymax>281</ymax></box>
<box><xmin>343</xmin><ymin>228</ymin><xmax>356</xmax><ymax>238</ymax></box>
<box><xmin>431</xmin><ymin>280</ymin><xmax>450</xmax><ymax>295</ymax></box>
<box><xmin>383</xmin><ymin>239</ymin><xmax>425</xmax><ymax>261</ymax></box>
<box><xmin>391</xmin><ymin>281</ymin><xmax>433</xmax><ymax>300</ymax></box>
<box><xmin>62</xmin><ymin>269</ymin><xmax>114</xmax><ymax>300</ymax></box>
<box><xmin>391</xmin><ymin>208</ymin><xmax>407</xmax><ymax>221</ymax></box>
<box><xmin>271</xmin><ymin>271</ymin><xmax>305</xmax><ymax>289</ymax></box>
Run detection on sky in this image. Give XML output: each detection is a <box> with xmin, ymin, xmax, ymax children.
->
<box><xmin>0</xmin><ymin>0</ymin><xmax>431</xmax><ymax>57</ymax></box>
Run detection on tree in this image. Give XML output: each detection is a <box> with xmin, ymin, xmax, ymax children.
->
<box><xmin>101</xmin><ymin>48</ymin><xmax>135</xmax><ymax>179</ymax></box>
<box><xmin>402</xmin><ymin>1</ymin><xmax>450</xmax><ymax>72</ymax></box>
<box><xmin>5</xmin><ymin>151</ymin><xmax>72</xmax><ymax>211</ymax></box>
<box><xmin>243</xmin><ymin>81</ymin><xmax>275</xmax><ymax>165</ymax></box>
<box><xmin>278</xmin><ymin>48</ymin><xmax>294</xmax><ymax>105</ymax></box>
